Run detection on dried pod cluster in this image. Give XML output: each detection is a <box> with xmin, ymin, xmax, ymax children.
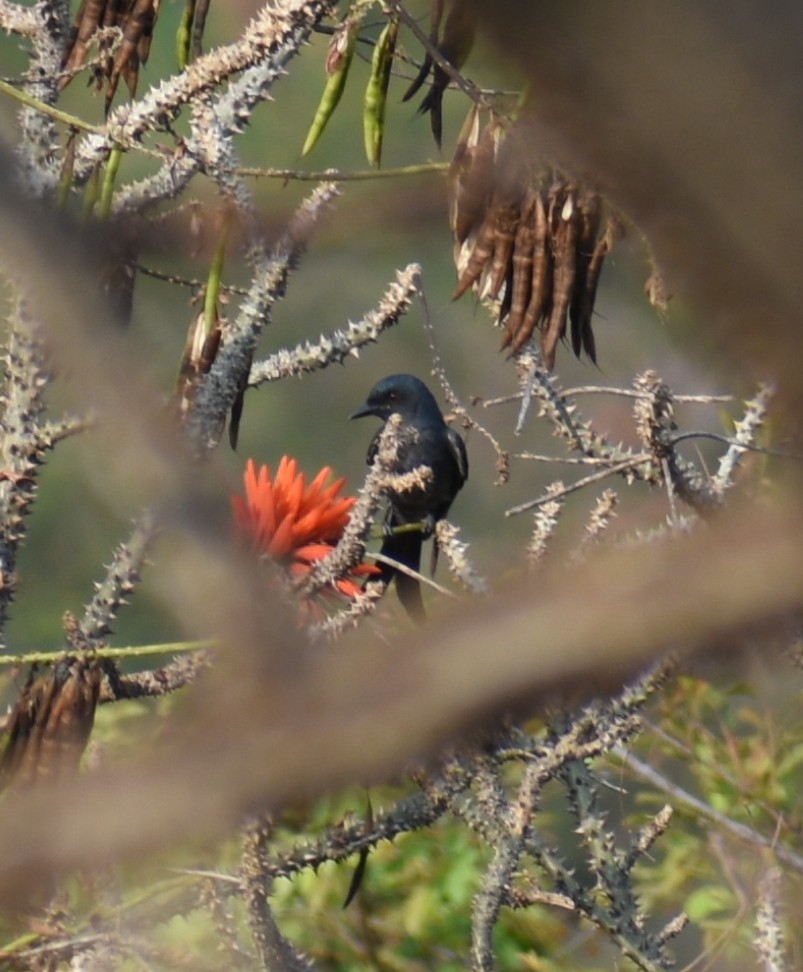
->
<box><xmin>61</xmin><ymin>0</ymin><xmax>161</xmax><ymax>112</ymax></box>
<box><xmin>449</xmin><ymin>109</ymin><xmax>623</xmax><ymax>368</ymax></box>
<box><xmin>0</xmin><ymin>657</ymin><xmax>101</xmax><ymax>791</ymax></box>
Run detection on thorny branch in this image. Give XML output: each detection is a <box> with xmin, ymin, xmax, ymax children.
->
<box><xmin>499</xmin><ymin>360</ymin><xmax>773</xmax><ymax>524</ymax></box>
<box><xmin>0</xmin><ymin>293</ymin><xmax>64</xmax><ymax>639</ymax></box>
<box><xmin>73</xmin><ymin>1</ymin><xmax>335</xmax><ymax>180</ymax></box>
<box><xmin>249</xmin><ymin>263</ymin><xmax>422</xmax><ymax>386</ymax></box>
<box><xmin>241</xmin><ymin>817</ymin><xmax>316</xmax><ymax>972</ymax></box>
<box><xmin>300</xmin><ymin>414</ymin><xmax>407</xmax><ymax>599</ymax></box>
<box><xmin>78</xmin><ymin>510</ymin><xmax>159</xmax><ymax>645</ymax></box>
<box><xmin>195</xmin><ymin>661</ymin><xmax>687</xmax><ymax>972</ymax></box>
<box><xmin>185</xmin><ymin>182</ymin><xmax>341</xmax><ymax>452</ymax></box>
<box><xmin>754</xmin><ymin>868</ymin><xmax>787</xmax><ymax>972</ymax></box>
<box><xmin>14</xmin><ymin>0</ymin><xmax>70</xmax><ymax>198</ymax></box>
<box><xmin>0</xmin><ymin>2</ymin><xmax>798</xmax><ymax>970</ymax></box>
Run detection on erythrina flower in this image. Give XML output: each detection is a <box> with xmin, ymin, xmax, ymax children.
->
<box><xmin>232</xmin><ymin>456</ymin><xmax>377</xmax><ymax>601</ymax></box>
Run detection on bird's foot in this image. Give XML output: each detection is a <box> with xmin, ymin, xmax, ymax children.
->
<box><xmin>383</xmin><ymin>518</ymin><xmax>433</xmax><ymax>540</ymax></box>
<box><xmin>420</xmin><ymin>514</ymin><xmax>436</xmax><ymax>538</ymax></box>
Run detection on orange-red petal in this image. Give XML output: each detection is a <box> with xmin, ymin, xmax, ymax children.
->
<box><xmin>267</xmin><ymin>513</ymin><xmax>296</xmax><ymax>559</ymax></box>
<box><xmin>294</xmin><ymin>542</ymin><xmax>336</xmax><ymax>564</ymax></box>
<box><xmin>233</xmin><ymin>456</ymin><xmax>377</xmax><ymax>605</ymax></box>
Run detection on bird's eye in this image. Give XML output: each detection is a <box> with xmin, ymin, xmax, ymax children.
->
<box><xmin>388</xmin><ymin>392</ymin><xmax>397</xmax><ymax>402</ymax></box>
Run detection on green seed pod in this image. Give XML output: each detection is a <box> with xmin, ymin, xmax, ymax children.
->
<box><xmin>363</xmin><ymin>17</ymin><xmax>398</xmax><ymax>168</ymax></box>
<box><xmin>301</xmin><ymin>23</ymin><xmax>357</xmax><ymax>158</ymax></box>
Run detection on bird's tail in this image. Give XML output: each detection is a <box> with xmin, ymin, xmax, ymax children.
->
<box><xmin>378</xmin><ymin>528</ymin><xmax>426</xmax><ymax>622</ymax></box>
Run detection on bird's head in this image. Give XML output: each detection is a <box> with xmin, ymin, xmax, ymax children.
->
<box><xmin>350</xmin><ymin>373</ymin><xmax>439</xmax><ymax>422</ymax></box>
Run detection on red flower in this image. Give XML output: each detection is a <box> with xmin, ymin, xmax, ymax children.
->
<box><xmin>232</xmin><ymin>456</ymin><xmax>377</xmax><ymax>600</ymax></box>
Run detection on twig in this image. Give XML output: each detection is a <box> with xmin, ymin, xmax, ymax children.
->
<box><xmin>0</xmin><ymin>641</ymin><xmax>210</xmax><ymax>667</ymax></box>
<box><xmin>526</xmin><ymin>481</ymin><xmax>564</xmax><ymax>569</ymax></box>
<box><xmin>610</xmin><ymin>747</ymin><xmax>803</xmax><ymax>876</ymax></box>
<box><xmin>484</xmin><ymin>387</ymin><xmax>733</xmax><ymax>406</ymax></box>
<box><xmin>712</xmin><ymin>382</ymin><xmax>774</xmax><ymax>492</ymax></box>
<box><xmin>505</xmin><ymin>456</ymin><xmax>651</xmax><ymax>517</ymax></box>
<box><xmin>100</xmin><ymin>651</ymin><xmax>212</xmax><ymax>702</ymax></box>
<box><xmin>368</xmin><ymin>551</ymin><xmax>456</xmax><ymax>597</ymax></box>
<box><xmin>0</xmin><ymin>78</ymin><xmax>103</xmax><ymax>134</ymax></box>
<box><xmin>299</xmin><ymin>415</ymin><xmax>403</xmax><ymax>598</ymax></box>
<box><xmin>238</xmin><ymin>162</ymin><xmax>448</xmax><ymax>180</ymax></box>
<box><xmin>419</xmin><ymin>274</ymin><xmax>510</xmax><ymax>483</ymax></box>
<box><xmin>0</xmin><ymin>294</ymin><xmax>57</xmax><ymax>634</ymax></box>
<box><xmin>572</xmin><ymin>489</ymin><xmax>618</xmax><ymax>560</ymax></box>
<box><xmin>672</xmin><ymin>431</ymin><xmax>801</xmax><ymax>461</ymax></box>
<box><xmin>435</xmin><ymin>519</ymin><xmax>487</xmax><ymax>594</ymax></box>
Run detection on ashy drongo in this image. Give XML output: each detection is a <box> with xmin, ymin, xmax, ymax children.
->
<box><xmin>351</xmin><ymin>373</ymin><xmax>468</xmax><ymax>620</ymax></box>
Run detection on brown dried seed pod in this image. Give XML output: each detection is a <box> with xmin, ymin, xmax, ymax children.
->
<box><xmin>101</xmin><ymin>0</ymin><xmax>120</xmax><ymax>33</ymax></box>
<box><xmin>39</xmin><ymin>661</ymin><xmax>102</xmax><ymax>782</ymax></box>
<box><xmin>448</xmin><ymin>105</ymin><xmax>480</xmax><ymax>238</ymax></box>
<box><xmin>546</xmin><ymin>179</ymin><xmax>568</xmax><ymax>238</ymax></box>
<box><xmin>0</xmin><ymin>659</ymin><xmax>101</xmax><ymax>791</ymax></box>
<box><xmin>587</xmin><ymin>217</ymin><xmax>620</xmax><ymax>298</ymax></box>
<box><xmin>453</xmin><ymin>211</ymin><xmax>497</xmax><ymax>300</ymax></box>
<box><xmin>177</xmin><ymin>310</ymin><xmax>222</xmax><ymax>410</ymax></box>
<box><xmin>497</xmin><ymin>256</ymin><xmax>515</xmax><ymax>323</ymax></box>
<box><xmin>574</xmin><ymin>214</ymin><xmax>624</xmax><ymax>359</ymax></box>
<box><xmin>135</xmin><ymin>1</ymin><xmax>157</xmax><ymax>65</ymax></box>
<box><xmin>190</xmin><ymin>0</ymin><xmax>212</xmax><ymax>62</ymax></box>
<box><xmin>500</xmin><ymin>189</ymin><xmax>537</xmax><ymax>348</ymax></box>
<box><xmin>449</xmin><ymin>114</ymin><xmax>497</xmax><ymax>245</ymax></box>
<box><xmin>542</xmin><ymin>189</ymin><xmax>580</xmax><ymax>368</ymax></box>
<box><xmin>61</xmin><ymin>0</ymin><xmax>106</xmax><ymax>87</ymax></box>
<box><xmin>572</xmin><ymin>191</ymin><xmax>602</xmax><ymax>299</ymax></box>
<box><xmin>569</xmin><ymin>190</ymin><xmax>603</xmax><ymax>362</ymax></box>
<box><xmin>0</xmin><ymin>670</ymin><xmax>51</xmax><ymax>790</ymax></box>
<box><xmin>101</xmin><ymin>229</ymin><xmax>139</xmax><ymax>326</ymax></box>
<box><xmin>107</xmin><ymin>0</ymin><xmax>158</xmax><ymax>110</ymax></box>
<box><xmin>117</xmin><ymin>56</ymin><xmax>139</xmax><ymax>102</ymax></box>
<box><xmin>644</xmin><ymin>265</ymin><xmax>670</xmax><ymax>313</ymax></box>
<box><xmin>508</xmin><ymin>188</ymin><xmax>551</xmax><ymax>356</ymax></box>
<box><xmin>487</xmin><ymin>201</ymin><xmax>520</xmax><ymax>299</ymax></box>
<box><xmin>413</xmin><ymin>0</ymin><xmax>476</xmax><ymax>148</ymax></box>
<box><xmin>484</xmin><ymin>127</ymin><xmax>529</xmax><ymax>299</ymax></box>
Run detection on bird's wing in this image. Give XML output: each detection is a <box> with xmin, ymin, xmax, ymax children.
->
<box><xmin>447</xmin><ymin>426</ymin><xmax>469</xmax><ymax>487</ymax></box>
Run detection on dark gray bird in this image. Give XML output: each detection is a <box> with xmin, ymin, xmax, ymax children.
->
<box><xmin>351</xmin><ymin>373</ymin><xmax>468</xmax><ymax>620</ymax></box>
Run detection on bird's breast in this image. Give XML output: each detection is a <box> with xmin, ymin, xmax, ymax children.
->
<box><xmin>383</xmin><ymin>424</ymin><xmax>462</xmax><ymax>521</ymax></box>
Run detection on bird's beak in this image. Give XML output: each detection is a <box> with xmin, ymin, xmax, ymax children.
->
<box><xmin>350</xmin><ymin>402</ymin><xmax>374</xmax><ymax>420</ymax></box>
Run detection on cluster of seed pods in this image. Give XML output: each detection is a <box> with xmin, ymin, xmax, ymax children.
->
<box><xmin>450</xmin><ymin>108</ymin><xmax>623</xmax><ymax>368</ymax></box>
